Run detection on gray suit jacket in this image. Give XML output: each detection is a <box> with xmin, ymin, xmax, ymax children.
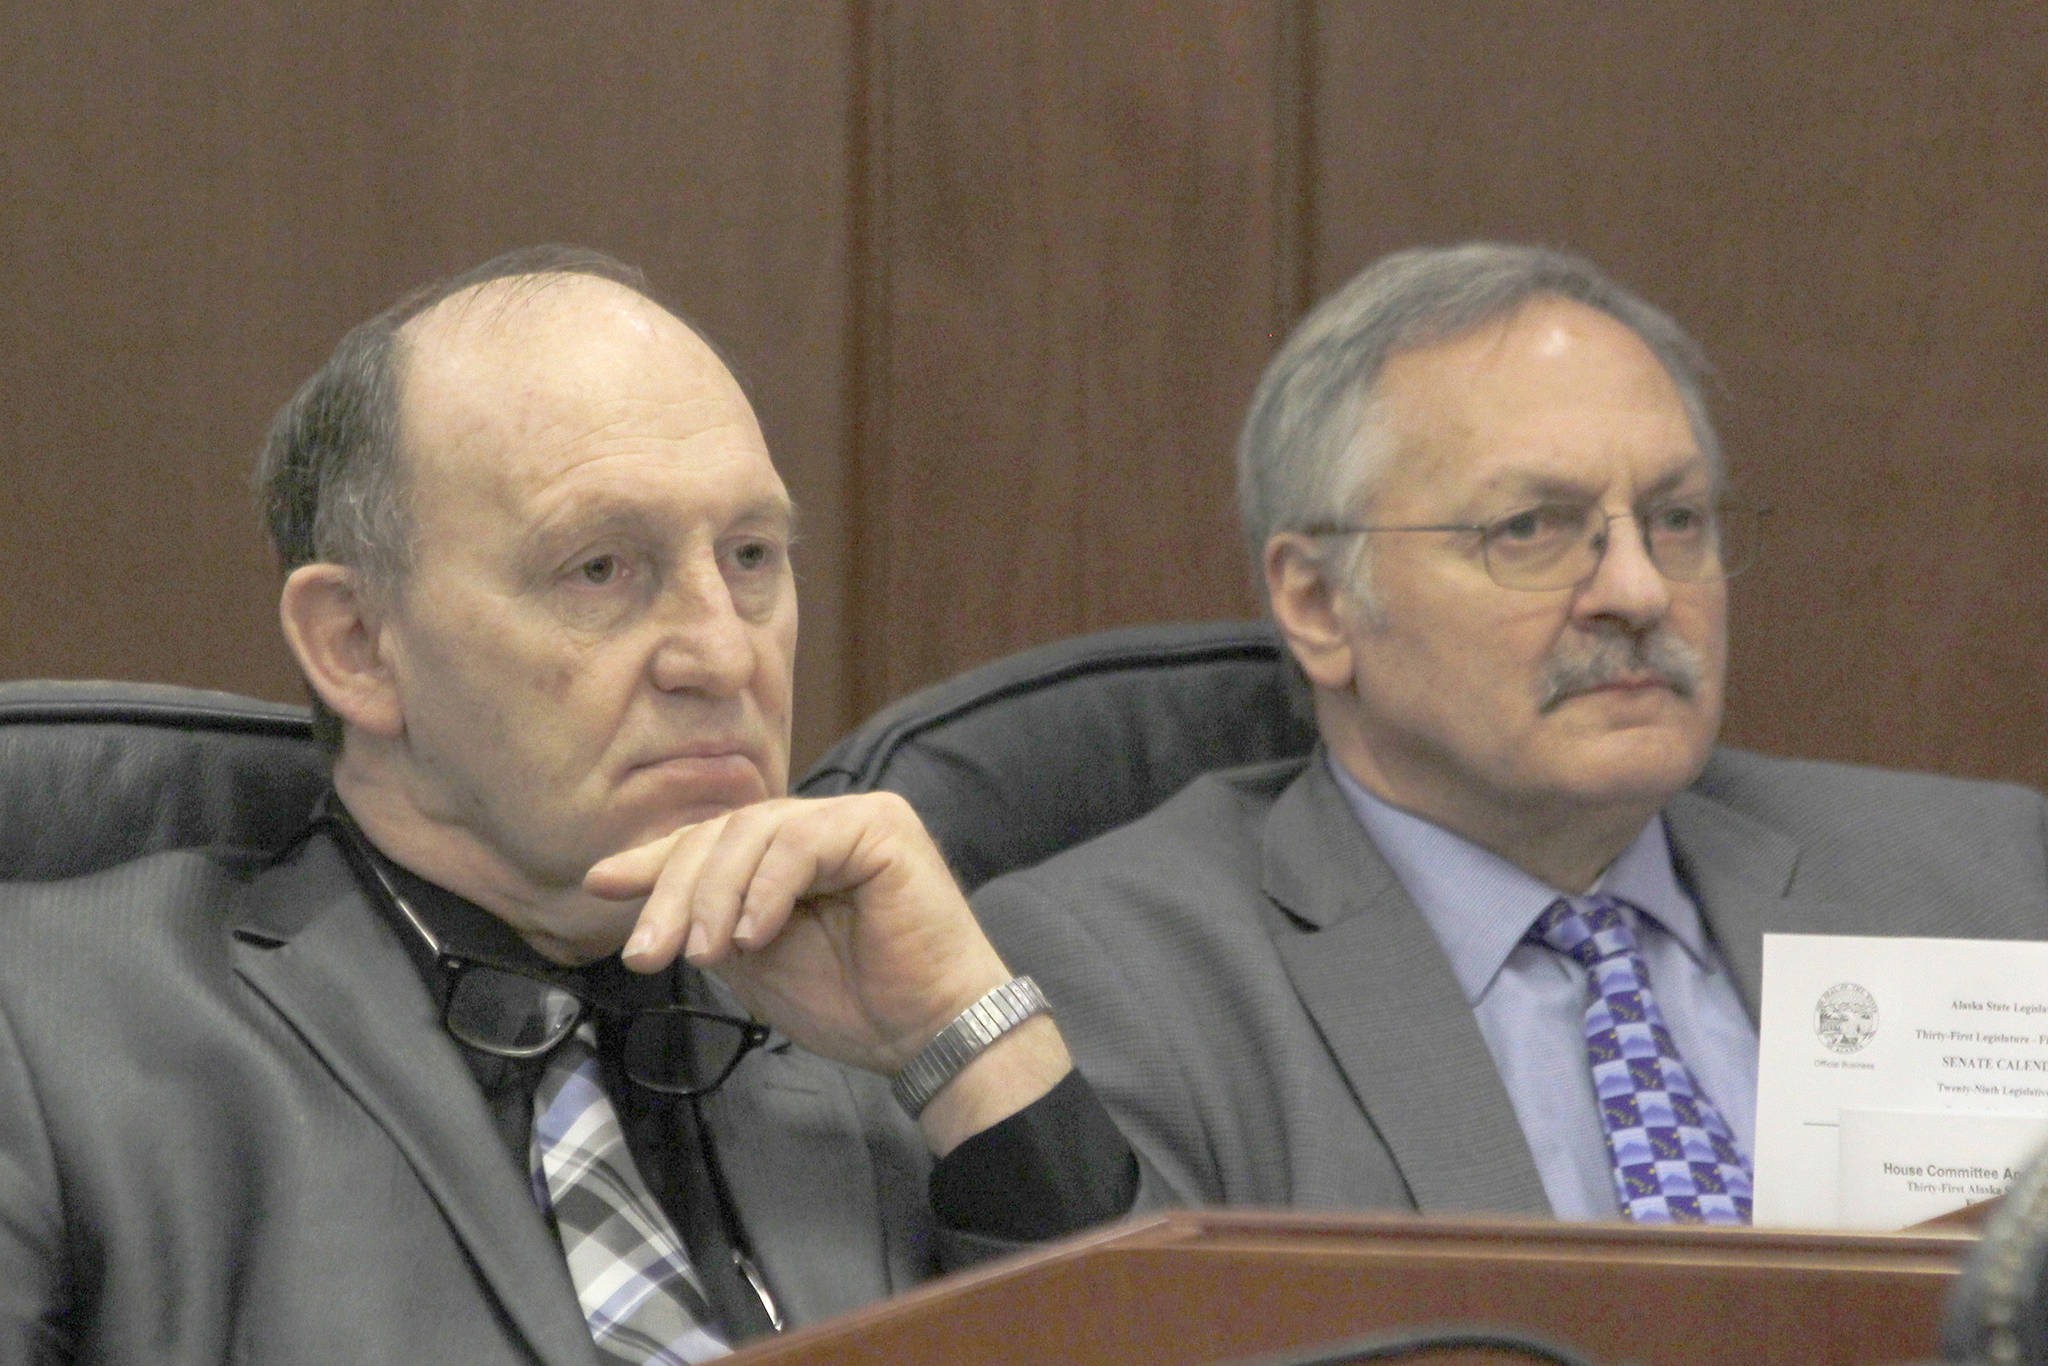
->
<box><xmin>974</xmin><ymin>747</ymin><xmax>2048</xmax><ymax>1216</ymax></box>
<box><xmin>0</xmin><ymin>829</ymin><xmax>947</xmax><ymax>1365</ymax></box>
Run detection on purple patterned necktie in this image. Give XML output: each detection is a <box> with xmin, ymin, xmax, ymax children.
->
<box><xmin>531</xmin><ymin>1025</ymin><xmax>731</xmax><ymax>1363</ymax></box>
<box><xmin>1529</xmin><ymin>894</ymin><xmax>1753</xmax><ymax>1224</ymax></box>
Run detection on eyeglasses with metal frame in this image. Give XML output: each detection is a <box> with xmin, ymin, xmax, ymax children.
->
<box><xmin>1297</xmin><ymin>493</ymin><xmax>1766</xmax><ymax>592</ymax></box>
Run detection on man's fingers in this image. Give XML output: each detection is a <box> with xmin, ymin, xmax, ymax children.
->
<box><xmin>598</xmin><ymin>794</ymin><xmax>925</xmax><ymax>980</ymax></box>
<box><xmin>584</xmin><ymin>827</ymin><xmax>686</xmax><ymax>900</ymax></box>
<box><xmin>612</xmin><ymin>804</ymin><xmax>821</xmax><ymax>972</ymax></box>
<box><xmin>730</xmin><ymin>817</ymin><xmax>833</xmax><ymax>948</ymax></box>
<box><xmin>675</xmin><ymin>806</ymin><xmax>797</xmax><ymax>961</ymax></box>
<box><xmin>616</xmin><ymin>818</ymin><xmax>727</xmax><ymax>971</ymax></box>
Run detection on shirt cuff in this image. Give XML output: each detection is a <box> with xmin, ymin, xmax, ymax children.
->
<box><xmin>928</xmin><ymin>1069</ymin><xmax>1138</xmax><ymax>1240</ymax></box>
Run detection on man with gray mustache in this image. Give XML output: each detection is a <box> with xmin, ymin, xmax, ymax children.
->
<box><xmin>972</xmin><ymin>242</ymin><xmax>2048</xmax><ymax>1223</ymax></box>
<box><xmin>1540</xmin><ymin>631</ymin><xmax>1704</xmax><ymax>714</ymax></box>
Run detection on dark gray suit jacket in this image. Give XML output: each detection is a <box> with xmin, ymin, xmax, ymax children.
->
<box><xmin>0</xmin><ymin>829</ymin><xmax>952</xmax><ymax>1365</ymax></box>
<box><xmin>974</xmin><ymin>747</ymin><xmax>2048</xmax><ymax>1216</ymax></box>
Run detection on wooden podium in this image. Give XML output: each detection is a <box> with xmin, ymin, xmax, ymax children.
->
<box><xmin>725</xmin><ymin>1209</ymin><xmax>1977</xmax><ymax>1366</ymax></box>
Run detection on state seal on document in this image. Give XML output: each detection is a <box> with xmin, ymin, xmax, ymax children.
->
<box><xmin>1814</xmin><ymin>982</ymin><xmax>1879</xmax><ymax>1054</ymax></box>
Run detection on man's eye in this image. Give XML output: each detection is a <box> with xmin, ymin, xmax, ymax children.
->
<box><xmin>730</xmin><ymin>540</ymin><xmax>777</xmax><ymax>572</ymax></box>
<box><xmin>1495</xmin><ymin>511</ymin><xmax>1542</xmax><ymax>541</ymax></box>
<box><xmin>577</xmin><ymin>555</ymin><xmax>618</xmax><ymax>585</ymax></box>
<box><xmin>1489</xmin><ymin>506</ymin><xmax>1578</xmax><ymax>543</ymax></box>
<box><xmin>1651</xmin><ymin>503</ymin><xmax>1707</xmax><ymax>535</ymax></box>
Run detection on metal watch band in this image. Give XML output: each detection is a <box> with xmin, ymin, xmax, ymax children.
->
<box><xmin>889</xmin><ymin>975</ymin><xmax>1049</xmax><ymax>1118</ymax></box>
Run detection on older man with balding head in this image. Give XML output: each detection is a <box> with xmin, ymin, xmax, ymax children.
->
<box><xmin>0</xmin><ymin>247</ymin><xmax>1136</xmax><ymax>1364</ymax></box>
<box><xmin>975</xmin><ymin>242</ymin><xmax>2048</xmax><ymax>1225</ymax></box>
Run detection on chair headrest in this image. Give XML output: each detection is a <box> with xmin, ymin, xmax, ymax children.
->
<box><xmin>0</xmin><ymin>681</ymin><xmax>326</xmax><ymax>881</ymax></box>
<box><xmin>797</xmin><ymin>621</ymin><xmax>1318</xmax><ymax>891</ymax></box>
<box><xmin>8</xmin><ymin>623</ymin><xmax>1317</xmax><ymax>892</ymax></box>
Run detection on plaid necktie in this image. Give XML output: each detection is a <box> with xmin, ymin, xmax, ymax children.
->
<box><xmin>1529</xmin><ymin>894</ymin><xmax>1753</xmax><ymax>1224</ymax></box>
<box><xmin>530</xmin><ymin>1025</ymin><xmax>730</xmax><ymax>1363</ymax></box>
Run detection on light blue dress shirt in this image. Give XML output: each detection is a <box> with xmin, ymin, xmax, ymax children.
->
<box><xmin>1328</xmin><ymin>756</ymin><xmax>1760</xmax><ymax>1219</ymax></box>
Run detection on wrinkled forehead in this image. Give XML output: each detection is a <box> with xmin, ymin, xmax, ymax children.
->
<box><xmin>1374</xmin><ymin>298</ymin><xmax>1706</xmax><ymax>496</ymax></box>
<box><xmin>392</xmin><ymin>274</ymin><xmax>772</xmax><ymax>502</ymax></box>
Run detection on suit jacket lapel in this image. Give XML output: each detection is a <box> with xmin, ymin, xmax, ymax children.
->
<box><xmin>228</xmin><ymin>833</ymin><xmax>597</xmax><ymax>1366</ymax></box>
<box><xmin>1262</xmin><ymin>761</ymin><xmax>1550</xmax><ymax>1215</ymax></box>
<box><xmin>1662</xmin><ymin>785</ymin><xmax>1842</xmax><ymax>1023</ymax></box>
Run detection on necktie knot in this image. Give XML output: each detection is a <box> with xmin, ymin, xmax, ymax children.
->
<box><xmin>1530</xmin><ymin>893</ymin><xmax>1640</xmax><ymax>970</ymax></box>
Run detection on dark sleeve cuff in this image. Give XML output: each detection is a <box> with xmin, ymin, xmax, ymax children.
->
<box><xmin>927</xmin><ymin>1069</ymin><xmax>1138</xmax><ymax>1240</ymax></box>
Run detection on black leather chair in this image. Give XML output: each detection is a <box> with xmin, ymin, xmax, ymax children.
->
<box><xmin>798</xmin><ymin>620</ymin><xmax>1318</xmax><ymax>892</ymax></box>
<box><xmin>5</xmin><ymin>620</ymin><xmax>1315</xmax><ymax>892</ymax></box>
<box><xmin>0</xmin><ymin>680</ymin><xmax>325</xmax><ymax>881</ymax></box>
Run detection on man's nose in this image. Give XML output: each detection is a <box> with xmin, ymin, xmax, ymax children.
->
<box><xmin>647</xmin><ymin>561</ymin><xmax>755</xmax><ymax>695</ymax></box>
<box><xmin>1572</xmin><ymin>511</ymin><xmax>1672</xmax><ymax>629</ymax></box>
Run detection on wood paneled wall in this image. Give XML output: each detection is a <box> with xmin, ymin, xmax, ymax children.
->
<box><xmin>6</xmin><ymin>2</ymin><xmax>2045</xmax><ymax>787</ymax></box>
<box><xmin>3</xmin><ymin>0</ymin><xmax>857</xmax><ymax>762</ymax></box>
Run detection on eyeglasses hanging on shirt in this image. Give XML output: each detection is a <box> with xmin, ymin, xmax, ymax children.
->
<box><xmin>322</xmin><ymin>807</ymin><xmax>786</xmax><ymax>1336</ymax></box>
<box><xmin>323</xmin><ymin>807</ymin><xmax>771</xmax><ymax>1094</ymax></box>
<box><xmin>432</xmin><ymin>946</ymin><xmax>769</xmax><ymax>1097</ymax></box>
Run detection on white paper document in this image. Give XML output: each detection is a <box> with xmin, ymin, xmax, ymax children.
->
<box><xmin>1754</xmin><ymin>932</ymin><xmax>2048</xmax><ymax>1229</ymax></box>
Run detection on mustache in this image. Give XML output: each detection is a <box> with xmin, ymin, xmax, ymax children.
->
<box><xmin>1538</xmin><ymin>631</ymin><xmax>1705</xmax><ymax>712</ymax></box>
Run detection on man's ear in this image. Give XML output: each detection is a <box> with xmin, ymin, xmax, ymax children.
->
<box><xmin>1264</xmin><ymin>533</ymin><xmax>1358</xmax><ymax>691</ymax></box>
<box><xmin>278</xmin><ymin>564</ymin><xmax>404</xmax><ymax>737</ymax></box>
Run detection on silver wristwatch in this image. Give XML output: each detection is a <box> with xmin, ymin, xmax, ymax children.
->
<box><xmin>890</xmin><ymin>976</ymin><xmax>1050</xmax><ymax>1117</ymax></box>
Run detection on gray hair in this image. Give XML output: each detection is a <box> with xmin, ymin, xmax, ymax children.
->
<box><xmin>1236</xmin><ymin>242</ymin><xmax>1721</xmax><ymax>591</ymax></box>
<box><xmin>253</xmin><ymin>244</ymin><xmax>684</xmax><ymax>747</ymax></box>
